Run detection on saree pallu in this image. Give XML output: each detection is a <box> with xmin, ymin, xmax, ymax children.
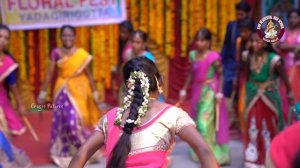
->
<box><xmin>244</xmin><ymin>53</ymin><xmax>283</xmax><ymax>168</ymax></box>
<box><xmin>189</xmin><ymin>51</ymin><xmax>230</xmax><ymax>165</ymax></box>
<box><xmin>0</xmin><ymin>55</ymin><xmax>25</xmax><ymax>135</ymax></box>
<box><xmin>50</xmin><ymin>48</ymin><xmax>101</xmax><ymax>167</ymax></box>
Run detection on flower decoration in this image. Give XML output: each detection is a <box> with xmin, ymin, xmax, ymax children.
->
<box><xmin>115</xmin><ymin>71</ymin><xmax>150</xmax><ymax>127</ymax></box>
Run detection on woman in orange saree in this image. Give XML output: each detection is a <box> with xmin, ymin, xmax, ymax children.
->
<box><xmin>38</xmin><ymin>25</ymin><xmax>102</xmax><ymax>167</ymax></box>
<box><xmin>69</xmin><ymin>57</ymin><xmax>219</xmax><ymax>168</ymax></box>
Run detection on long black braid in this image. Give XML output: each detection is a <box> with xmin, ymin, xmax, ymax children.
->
<box><xmin>107</xmin><ymin>57</ymin><xmax>161</xmax><ymax>168</ymax></box>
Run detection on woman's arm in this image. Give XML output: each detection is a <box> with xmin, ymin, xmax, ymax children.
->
<box><xmin>9</xmin><ymin>84</ymin><xmax>26</xmax><ymax>115</ymax></box>
<box><xmin>179</xmin><ymin>69</ymin><xmax>193</xmax><ymax>100</ymax></box>
<box><xmin>178</xmin><ymin>126</ymin><xmax>219</xmax><ymax>168</ymax></box>
<box><xmin>68</xmin><ymin>131</ymin><xmax>105</xmax><ymax>168</ymax></box>
<box><xmin>275</xmin><ymin>61</ymin><xmax>294</xmax><ymax>104</ymax></box>
<box><xmin>213</xmin><ymin>60</ymin><xmax>224</xmax><ymax>94</ymax></box>
<box><xmin>37</xmin><ymin>60</ymin><xmax>56</xmax><ymax>104</ymax></box>
<box><xmin>278</xmin><ymin>43</ymin><xmax>299</xmax><ymax>52</ymax></box>
<box><xmin>85</xmin><ymin>64</ymin><xmax>97</xmax><ymax>93</ymax></box>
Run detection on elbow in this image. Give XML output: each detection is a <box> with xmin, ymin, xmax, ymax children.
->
<box><xmin>197</xmin><ymin>146</ymin><xmax>212</xmax><ymax>156</ymax></box>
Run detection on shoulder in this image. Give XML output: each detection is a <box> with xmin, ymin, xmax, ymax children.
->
<box><xmin>209</xmin><ymin>51</ymin><xmax>221</xmax><ymax>62</ymax></box>
<box><xmin>3</xmin><ymin>55</ymin><xmax>16</xmax><ymax>64</ymax></box>
<box><xmin>268</xmin><ymin>52</ymin><xmax>281</xmax><ymax>62</ymax></box>
<box><xmin>77</xmin><ymin>48</ymin><xmax>89</xmax><ymax>55</ymax></box>
<box><xmin>241</xmin><ymin>50</ymin><xmax>250</xmax><ymax>62</ymax></box>
<box><xmin>144</xmin><ymin>51</ymin><xmax>155</xmax><ymax>62</ymax></box>
<box><xmin>227</xmin><ymin>21</ymin><xmax>236</xmax><ymax>28</ymax></box>
<box><xmin>189</xmin><ymin>50</ymin><xmax>197</xmax><ymax>62</ymax></box>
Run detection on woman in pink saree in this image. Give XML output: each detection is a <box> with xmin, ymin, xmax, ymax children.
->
<box><xmin>277</xmin><ymin>9</ymin><xmax>300</xmax><ymax>123</ymax></box>
<box><xmin>69</xmin><ymin>57</ymin><xmax>219</xmax><ymax>168</ymax></box>
<box><xmin>180</xmin><ymin>28</ymin><xmax>230</xmax><ymax>165</ymax></box>
<box><xmin>0</xmin><ymin>24</ymin><xmax>26</xmax><ymax>136</ymax></box>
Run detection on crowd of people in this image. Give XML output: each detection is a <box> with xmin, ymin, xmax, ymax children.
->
<box><xmin>0</xmin><ymin>1</ymin><xmax>300</xmax><ymax>168</ymax></box>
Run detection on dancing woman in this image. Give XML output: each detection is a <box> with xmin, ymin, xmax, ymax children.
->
<box><xmin>0</xmin><ymin>24</ymin><xmax>26</xmax><ymax>136</ymax></box>
<box><xmin>69</xmin><ymin>57</ymin><xmax>219</xmax><ymax>168</ymax></box>
<box><xmin>124</xmin><ymin>30</ymin><xmax>155</xmax><ymax>62</ymax></box>
<box><xmin>38</xmin><ymin>25</ymin><xmax>101</xmax><ymax>167</ymax></box>
<box><xmin>242</xmin><ymin>33</ymin><xmax>293</xmax><ymax>167</ymax></box>
<box><xmin>277</xmin><ymin>9</ymin><xmax>300</xmax><ymax>122</ymax></box>
<box><xmin>180</xmin><ymin>28</ymin><xmax>230</xmax><ymax>165</ymax></box>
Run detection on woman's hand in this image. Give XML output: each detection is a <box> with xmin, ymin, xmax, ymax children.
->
<box><xmin>215</xmin><ymin>92</ymin><xmax>223</xmax><ymax>103</ymax></box>
<box><xmin>287</xmin><ymin>91</ymin><xmax>295</xmax><ymax>106</ymax></box>
<box><xmin>179</xmin><ymin>89</ymin><xmax>187</xmax><ymax>101</ymax></box>
<box><xmin>37</xmin><ymin>90</ymin><xmax>47</xmax><ymax>104</ymax></box>
<box><xmin>17</xmin><ymin>103</ymin><xmax>26</xmax><ymax>116</ymax></box>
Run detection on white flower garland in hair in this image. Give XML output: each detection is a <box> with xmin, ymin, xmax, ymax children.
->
<box><xmin>114</xmin><ymin>71</ymin><xmax>150</xmax><ymax>127</ymax></box>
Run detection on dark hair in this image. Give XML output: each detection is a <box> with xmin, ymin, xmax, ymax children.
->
<box><xmin>235</xmin><ymin>1</ymin><xmax>251</xmax><ymax>13</ymax></box>
<box><xmin>0</xmin><ymin>24</ymin><xmax>12</xmax><ymax>56</ymax></box>
<box><xmin>196</xmin><ymin>28</ymin><xmax>212</xmax><ymax>41</ymax></box>
<box><xmin>288</xmin><ymin>9</ymin><xmax>300</xmax><ymax>19</ymax></box>
<box><xmin>60</xmin><ymin>25</ymin><xmax>76</xmax><ymax>37</ymax></box>
<box><xmin>250</xmin><ymin>33</ymin><xmax>276</xmax><ymax>53</ymax></box>
<box><xmin>107</xmin><ymin>57</ymin><xmax>161</xmax><ymax>168</ymax></box>
<box><xmin>120</xmin><ymin>20</ymin><xmax>134</xmax><ymax>33</ymax></box>
<box><xmin>132</xmin><ymin>30</ymin><xmax>148</xmax><ymax>42</ymax></box>
<box><xmin>239</xmin><ymin>18</ymin><xmax>255</xmax><ymax>32</ymax></box>
<box><xmin>293</xmin><ymin>150</ymin><xmax>300</xmax><ymax>168</ymax></box>
<box><xmin>0</xmin><ymin>24</ymin><xmax>11</xmax><ymax>35</ymax></box>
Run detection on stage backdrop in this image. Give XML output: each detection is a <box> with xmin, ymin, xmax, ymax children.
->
<box><xmin>0</xmin><ymin>0</ymin><xmax>126</xmax><ymax>30</ymax></box>
<box><xmin>0</xmin><ymin>0</ymin><xmax>258</xmax><ymax>108</ymax></box>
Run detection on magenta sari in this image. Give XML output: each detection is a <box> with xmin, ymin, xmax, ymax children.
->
<box><xmin>0</xmin><ymin>55</ymin><xmax>25</xmax><ymax>135</ymax></box>
<box><xmin>279</xmin><ymin>29</ymin><xmax>300</xmax><ymax>123</ymax></box>
<box><xmin>190</xmin><ymin>51</ymin><xmax>229</xmax><ymax>144</ymax></box>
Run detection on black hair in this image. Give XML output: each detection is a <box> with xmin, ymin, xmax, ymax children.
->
<box><xmin>293</xmin><ymin>149</ymin><xmax>300</xmax><ymax>168</ymax></box>
<box><xmin>196</xmin><ymin>28</ymin><xmax>212</xmax><ymax>41</ymax></box>
<box><xmin>250</xmin><ymin>32</ymin><xmax>276</xmax><ymax>54</ymax></box>
<box><xmin>132</xmin><ymin>30</ymin><xmax>148</xmax><ymax>42</ymax></box>
<box><xmin>0</xmin><ymin>24</ymin><xmax>13</xmax><ymax>57</ymax></box>
<box><xmin>235</xmin><ymin>1</ymin><xmax>251</xmax><ymax>13</ymax></box>
<box><xmin>288</xmin><ymin>9</ymin><xmax>300</xmax><ymax>19</ymax></box>
<box><xmin>107</xmin><ymin>57</ymin><xmax>161</xmax><ymax>168</ymax></box>
<box><xmin>239</xmin><ymin>18</ymin><xmax>256</xmax><ymax>32</ymax></box>
<box><xmin>60</xmin><ymin>25</ymin><xmax>76</xmax><ymax>37</ymax></box>
<box><xmin>120</xmin><ymin>20</ymin><xmax>134</xmax><ymax>33</ymax></box>
<box><xmin>0</xmin><ymin>24</ymin><xmax>11</xmax><ymax>36</ymax></box>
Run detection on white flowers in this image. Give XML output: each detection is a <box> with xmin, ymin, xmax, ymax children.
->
<box><xmin>115</xmin><ymin>71</ymin><xmax>151</xmax><ymax>127</ymax></box>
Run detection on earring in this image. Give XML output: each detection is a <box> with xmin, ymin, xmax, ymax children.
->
<box><xmin>155</xmin><ymin>76</ymin><xmax>163</xmax><ymax>94</ymax></box>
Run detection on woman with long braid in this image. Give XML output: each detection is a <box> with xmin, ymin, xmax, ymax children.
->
<box><xmin>68</xmin><ymin>57</ymin><xmax>218</xmax><ymax>168</ymax></box>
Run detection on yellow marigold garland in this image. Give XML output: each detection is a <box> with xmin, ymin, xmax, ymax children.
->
<box><xmin>156</xmin><ymin>0</ymin><xmax>164</xmax><ymax>49</ymax></box>
<box><xmin>139</xmin><ymin>0</ymin><xmax>148</xmax><ymax>32</ymax></box>
<box><xmin>180</xmin><ymin>0</ymin><xmax>189</xmax><ymax>57</ymax></box>
<box><xmin>27</xmin><ymin>31</ymin><xmax>35</xmax><ymax>88</ymax></box>
<box><xmin>130</xmin><ymin>0</ymin><xmax>139</xmax><ymax>29</ymax></box>
<box><xmin>165</xmin><ymin>0</ymin><xmax>175</xmax><ymax>58</ymax></box>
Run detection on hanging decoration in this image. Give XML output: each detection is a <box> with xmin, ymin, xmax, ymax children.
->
<box><xmin>4</xmin><ymin>0</ymin><xmax>240</xmax><ymax>101</ymax></box>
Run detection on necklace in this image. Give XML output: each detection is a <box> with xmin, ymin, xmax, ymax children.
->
<box><xmin>254</xmin><ymin>53</ymin><xmax>266</xmax><ymax>74</ymax></box>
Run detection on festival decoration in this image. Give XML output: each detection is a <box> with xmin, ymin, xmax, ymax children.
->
<box><xmin>3</xmin><ymin>0</ymin><xmax>240</xmax><ymax>101</ymax></box>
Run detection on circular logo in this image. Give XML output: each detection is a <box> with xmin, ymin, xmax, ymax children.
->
<box><xmin>257</xmin><ymin>15</ymin><xmax>285</xmax><ymax>43</ymax></box>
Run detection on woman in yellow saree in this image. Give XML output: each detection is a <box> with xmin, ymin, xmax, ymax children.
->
<box><xmin>38</xmin><ymin>25</ymin><xmax>102</xmax><ymax>167</ymax></box>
